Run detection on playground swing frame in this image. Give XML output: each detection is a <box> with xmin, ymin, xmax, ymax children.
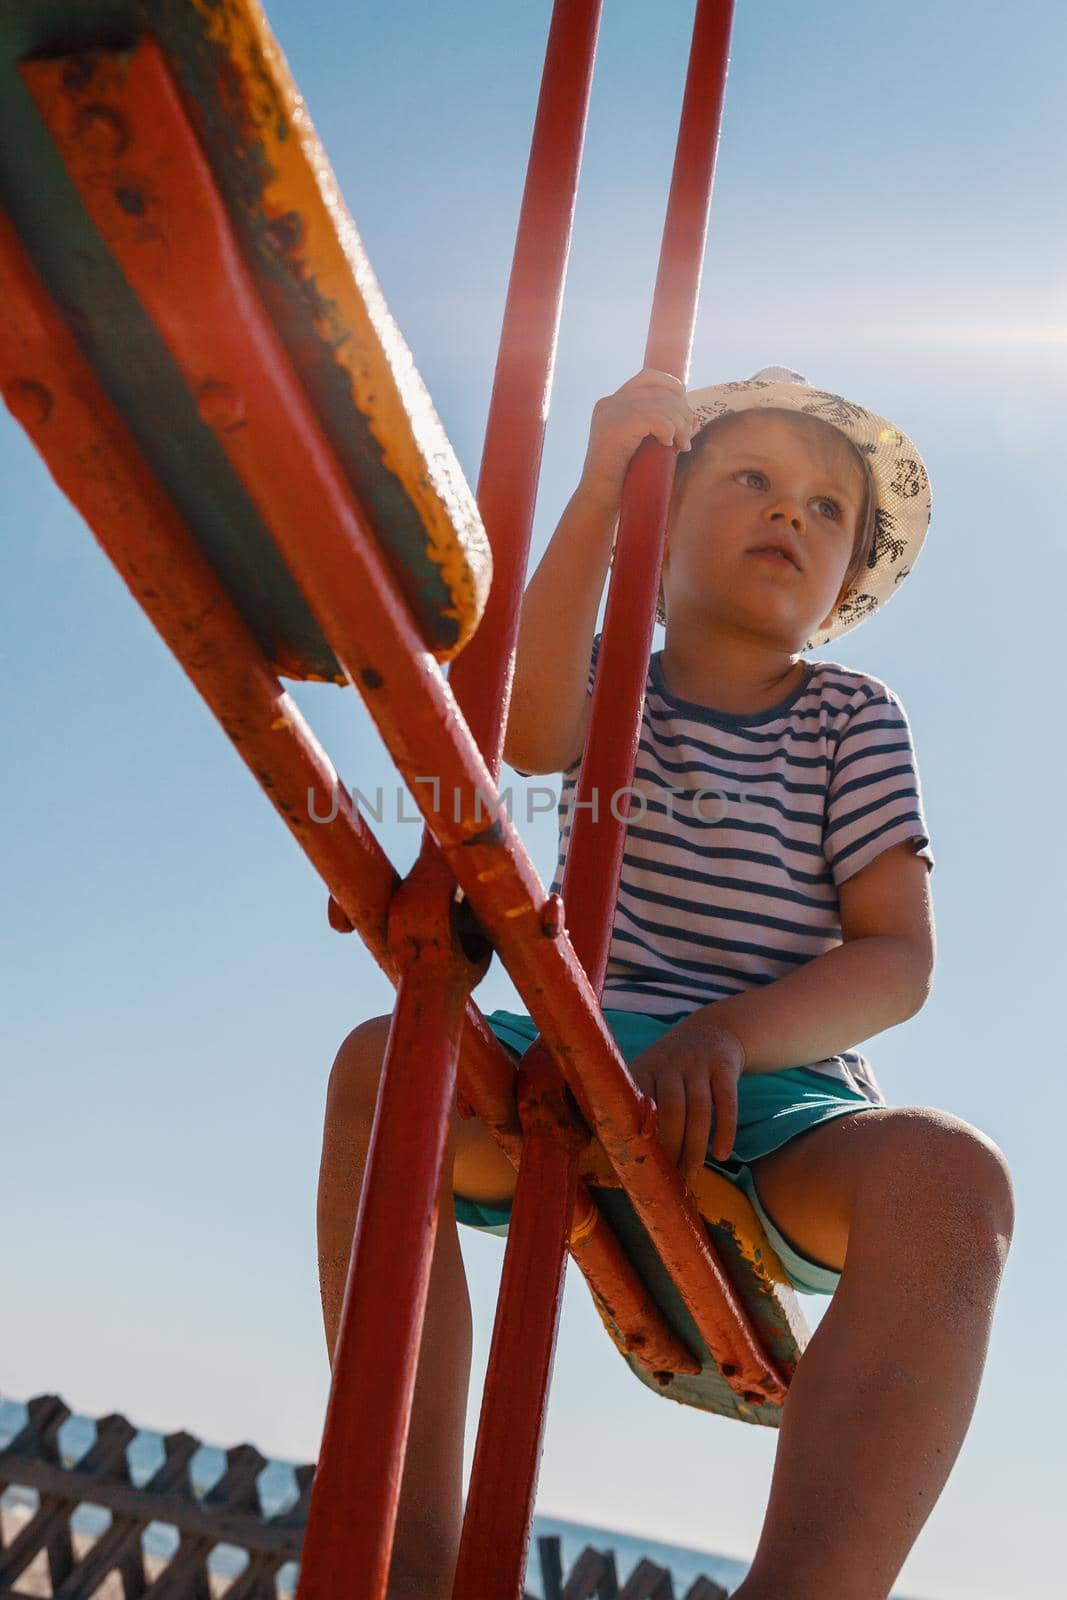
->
<box><xmin>0</xmin><ymin>2</ymin><xmax>814</xmax><ymax>1596</ymax></box>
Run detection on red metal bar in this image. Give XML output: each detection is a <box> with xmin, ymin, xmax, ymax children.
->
<box><xmin>449</xmin><ymin>0</ymin><xmax>604</xmax><ymax>772</ymax></box>
<box><xmin>565</xmin><ymin>0</ymin><xmax>736</xmax><ymax>992</ymax></box>
<box><xmin>643</xmin><ymin>6</ymin><xmax>732</xmax><ymax>377</ymax></box>
<box><xmin>455</xmin><ymin>1043</ymin><xmax>585</xmax><ymax>1600</ymax></box>
<box><xmin>24</xmin><ymin>36</ymin><xmax>783</xmax><ymax>1401</ymax></box>
<box><xmin>297</xmin><ymin>851</ymin><xmax>485</xmax><ymax>1600</ymax></box>
<box><xmin>0</xmin><ymin>211</ymin><xmax>695</xmax><ymax>1389</ymax></box>
<box><xmin>450</xmin><ymin>4</ymin><xmax>609</xmax><ymax>1588</ymax></box>
<box><xmin>458</xmin><ymin>8</ymin><xmax>740</xmax><ymax>1588</ymax></box>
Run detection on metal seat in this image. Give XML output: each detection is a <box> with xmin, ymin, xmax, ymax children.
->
<box><xmin>0</xmin><ymin>0</ymin><xmax>491</xmax><ymax>676</ymax></box>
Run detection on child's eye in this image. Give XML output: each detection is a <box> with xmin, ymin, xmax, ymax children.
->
<box><xmin>735</xmin><ymin>471</ymin><xmax>841</xmax><ymax>520</ymax></box>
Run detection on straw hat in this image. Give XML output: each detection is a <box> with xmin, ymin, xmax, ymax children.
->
<box><xmin>684</xmin><ymin>367</ymin><xmax>932</xmax><ymax>646</ymax></box>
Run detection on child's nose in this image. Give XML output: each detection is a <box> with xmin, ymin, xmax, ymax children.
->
<box><xmin>766</xmin><ymin>500</ymin><xmax>805</xmax><ymax>534</ymax></box>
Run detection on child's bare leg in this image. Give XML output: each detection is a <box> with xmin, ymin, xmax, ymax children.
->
<box><xmin>731</xmin><ymin>1107</ymin><xmax>1013</xmax><ymax>1600</ymax></box>
<box><xmin>316</xmin><ymin>1015</ymin><xmax>517</xmax><ymax>1600</ymax></box>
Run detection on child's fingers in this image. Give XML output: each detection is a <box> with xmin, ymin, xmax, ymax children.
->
<box><xmin>646</xmin><ymin>413</ymin><xmax>689</xmax><ymax>450</ymax></box>
<box><xmin>581</xmin><ymin>380</ymin><xmax>696</xmax><ymax>505</ymax></box>
<box><xmin>708</xmin><ymin>1065</ymin><xmax>739</xmax><ymax>1165</ymax></box>
<box><xmin>614</xmin><ymin>367</ymin><xmax>687</xmax><ymax>398</ymax></box>
<box><xmin>680</xmin><ymin>1075</ymin><xmax>713</xmax><ymax>1184</ymax></box>
<box><xmin>650</xmin><ymin>1068</ymin><xmax>686</xmax><ymax>1167</ymax></box>
<box><xmin>593</xmin><ymin>387</ymin><xmax>693</xmax><ymax>435</ymax></box>
<box><xmin>628</xmin><ymin>386</ymin><xmax>694</xmax><ymax>438</ymax></box>
<box><xmin>653</xmin><ymin>394</ymin><xmax>697</xmax><ymax>450</ymax></box>
<box><xmin>600</xmin><ymin>395</ymin><xmax>695</xmax><ymax>451</ymax></box>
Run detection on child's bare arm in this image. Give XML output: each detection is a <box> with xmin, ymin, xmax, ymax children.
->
<box><xmin>504</xmin><ymin>370</ymin><xmax>694</xmax><ymax>774</ymax></box>
<box><xmin>628</xmin><ymin>843</ymin><xmax>934</xmax><ymax>1176</ymax></box>
<box><xmin>503</xmin><ymin>484</ymin><xmax>616</xmax><ymax>773</ymax></box>
<box><xmin>710</xmin><ymin>842</ymin><xmax>935</xmax><ymax>1069</ymax></box>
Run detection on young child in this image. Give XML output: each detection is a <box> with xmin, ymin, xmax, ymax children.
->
<box><xmin>318</xmin><ymin>367</ymin><xmax>1014</xmax><ymax>1600</ymax></box>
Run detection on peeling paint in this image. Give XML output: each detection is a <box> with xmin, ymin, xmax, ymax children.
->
<box><xmin>186</xmin><ymin>0</ymin><xmax>492</xmax><ymax>659</ymax></box>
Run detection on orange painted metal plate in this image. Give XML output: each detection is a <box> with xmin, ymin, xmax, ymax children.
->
<box><xmin>2</xmin><ymin>0</ymin><xmax>489</xmax><ymax>667</ymax></box>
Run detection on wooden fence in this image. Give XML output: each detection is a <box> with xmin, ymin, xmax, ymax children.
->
<box><xmin>0</xmin><ymin>1395</ymin><xmax>730</xmax><ymax>1598</ymax></box>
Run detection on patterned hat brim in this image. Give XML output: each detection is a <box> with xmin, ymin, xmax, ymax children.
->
<box><xmin>684</xmin><ymin>376</ymin><xmax>932</xmax><ymax>647</ymax></box>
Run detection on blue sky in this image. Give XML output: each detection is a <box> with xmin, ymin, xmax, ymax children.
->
<box><xmin>2</xmin><ymin>3</ymin><xmax>1064</xmax><ymax>1595</ymax></box>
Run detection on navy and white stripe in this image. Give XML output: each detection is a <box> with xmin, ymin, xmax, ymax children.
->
<box><xmin>548</xmin><ymin>637</ymin><xmax>933</xmax><ymax>1102</ymax></box>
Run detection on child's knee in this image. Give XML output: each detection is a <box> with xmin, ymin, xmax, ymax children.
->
<box><xmin>325</xmin><ymin>1014</ymin><xmax>393</xmax><ymax>1129</ymax></box>
<box><xmin>934</xmin><ymin>1119</ymin><xmax>1014</xmax><ymax>1249</ymax></box>
<box><xmin>867</xmin><ymin>1109</ymin><xmax>1015</xmax><ymax>1254</ymax></box>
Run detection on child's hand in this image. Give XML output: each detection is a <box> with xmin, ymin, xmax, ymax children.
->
<box><xmin>628</xmin><ymin>1016</ymin><xmax>745</xmax><ymax>1181</ymax></box>
<box><xmin>579</xmin><ymin>369</ymin><xmax>696</xmax><ymax>513</ymax></box>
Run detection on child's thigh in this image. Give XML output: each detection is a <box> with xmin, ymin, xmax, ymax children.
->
<box><xmin>749</xmin><ymin>1106</ymin><xmax>1013</xmax><ymax>1275</ymax></box>
<box><xmin>747</xmin><ymin>1112</ymin><xmax>883</xmax><ymax>1273</ymax></box>
<box><xmin>450</xmin><ymin>1110</ymin><xmax>518</xmax><ymax>1208</ymax></box>
<box><xmin>327</xmin><ymin>1017</ymin><xmax>517</xmax><ymax>1204</ymax></box>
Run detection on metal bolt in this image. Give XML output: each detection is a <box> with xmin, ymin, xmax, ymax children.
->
<box><xmin>75</xmin><ymin>105</ymin><xmax>130</xmax><ymax>156</ymax></box>
<box><xmin>197</xmin><ymin>381</ymin><xmax>246</xmax><ymax>432</ymax></box>
<box><xmin>4</xmin><ymin>379</ymin><xmax>53</xmax><ymax>427</ymax></box>
<box><xmin>743</xmin><ymin>1390</ymin><xmax>765</xmax><ymax>1406</ymax></box>
<box><xmin>540</xmin><ymin>891</ymin><xmax>564</xmax><ymax>938</ymax></box>
<box><xmin>113</xmin><ymin>185</ymin><xmax>146</xmax><ymax>216</ymax></box>
<box><xmin>720</xmin><ymin>1363</ymin><xmax>739</xmax><ymax>1378</ymax></box>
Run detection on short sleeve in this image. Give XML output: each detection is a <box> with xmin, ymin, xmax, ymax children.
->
<box><xmin>586</xmin><ymin>630</ymin><xmax>602</xmax><ymax>688</ymax></box>
<box><xmin>824</xmin><ymin>686</ymin><xmax>934</xmax><ymax>885</ymax></box>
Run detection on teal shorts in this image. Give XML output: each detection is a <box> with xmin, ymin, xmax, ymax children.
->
<box><xmin>454</xmin><ymin>1008</ymin><xmax>882</xmax><ymax>1295</ymax></box>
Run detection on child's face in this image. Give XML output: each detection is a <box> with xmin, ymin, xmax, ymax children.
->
<box><xmin>662</xmin><ymin>411</ymin><xmax>867</xmax><ymax>646</ymax></box>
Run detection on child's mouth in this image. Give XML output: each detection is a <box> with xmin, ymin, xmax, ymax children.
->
<box><xmin>749</xmin><ymin>545</ymin><xmax>800</xmax><ymax>571</ymax></box>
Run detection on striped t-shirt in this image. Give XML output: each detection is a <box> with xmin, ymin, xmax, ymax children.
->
<box><xmin>549</xmin><ymin>637</ymin><xmax>933</xmax><ymax>1103</ymax></box>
